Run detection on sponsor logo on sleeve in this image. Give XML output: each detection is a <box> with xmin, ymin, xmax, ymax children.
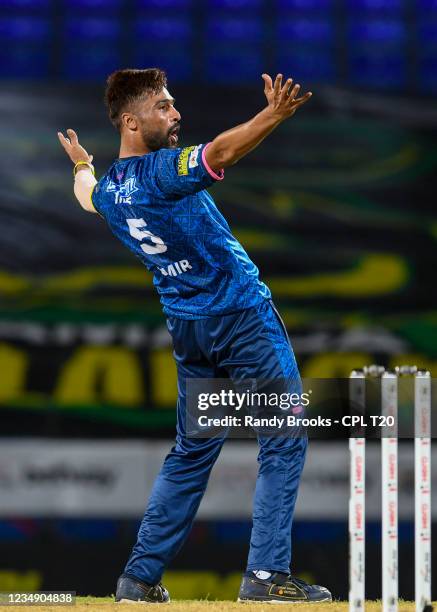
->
<box><xmin>188</xmin><ymin>145</ymin><xmax>201</xmax><ymax>169</ymax></box>
<box><xmin>177</xmin><ymin>146</ymin><xmax>195</xmax><ymax>176</ymax></box>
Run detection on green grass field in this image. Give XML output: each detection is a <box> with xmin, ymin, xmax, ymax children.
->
<box><xmin>0</xmin><ymin>599</ymin><xmax>429</xmax><ymax>612</ymax></box>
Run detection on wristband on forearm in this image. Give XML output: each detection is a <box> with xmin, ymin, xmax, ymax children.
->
<box><xmin>73</xmin><ymin>160</ymin><xmax>95</xmax><ymax>177</ymax></box>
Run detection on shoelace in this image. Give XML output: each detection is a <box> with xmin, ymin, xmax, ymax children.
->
<box><xmin>152</xmin><ymin>583</ymin><xmax>165</xmax><ymax>598</ymax></box>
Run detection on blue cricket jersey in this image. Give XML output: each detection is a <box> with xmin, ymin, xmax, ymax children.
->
<box><xmin>91</xmin><ymin>142</ymin><xmax>271</xmax><ymax>319</ymax></box>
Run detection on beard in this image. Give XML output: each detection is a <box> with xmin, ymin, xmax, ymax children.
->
<box><xmin>140</xmin><ymin>125</ymin><xmax>180</xmax><ymax>151</ymax></box>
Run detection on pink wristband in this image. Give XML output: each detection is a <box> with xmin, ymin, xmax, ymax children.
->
<box><xmin>202</xmin><ymin>143</ymin><xmax>224</xmax><ymax>181</ymax></box>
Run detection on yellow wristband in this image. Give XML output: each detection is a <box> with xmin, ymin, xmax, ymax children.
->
<box><xmin>73</xmin><ymin>160</ymin><xmax>95</xmax><ymax>177</ymax></box>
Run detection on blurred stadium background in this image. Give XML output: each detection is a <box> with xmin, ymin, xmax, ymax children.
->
<box><xmin>0</xmin><ymin>0</ymin><xmax>436</xmax><ymax>602</ymax></box>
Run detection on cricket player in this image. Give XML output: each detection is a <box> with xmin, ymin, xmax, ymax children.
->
<box><xmin>58</xmin><ymin>68</ymin><xmax>331</xmax><ymax>604</ymax></box>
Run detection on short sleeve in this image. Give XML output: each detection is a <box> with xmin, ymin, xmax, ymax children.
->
<box><xmin>145</xmin><ymin>142</ymin><xmax>224</xmax><ymax>199</ymax></box>
<box><xmin>89</xmin><ymin>179</ymin><xmax>104</xmax><ymax>218</ymax></box>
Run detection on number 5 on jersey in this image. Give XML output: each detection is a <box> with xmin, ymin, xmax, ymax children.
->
<box><xmin>127</xmin><ymin>218</ymin><xmax>167</xmax><ymax>255</ymax></box>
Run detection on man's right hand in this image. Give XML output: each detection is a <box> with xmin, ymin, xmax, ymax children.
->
<box><xmin>262</xmin><ymin>73</ymin><xmax>312</xmax><ymax>122</ymax></box>
<box><xmin>58</xmin><ymin>128</ymin><xmax>93</xmax><ymax>167</ymax></box>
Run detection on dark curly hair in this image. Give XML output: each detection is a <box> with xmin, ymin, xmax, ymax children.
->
<box><xmin>104</xmin><ymin>68</ymin><xmax>168</xmax><ymax>131</ymax></box>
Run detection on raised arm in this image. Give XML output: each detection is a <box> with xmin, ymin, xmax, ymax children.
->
<box><xmin>205</xmin><ymin>73</ymin><xmax>312</xmax><ymax>171</ymax></box>
<box><xmin>58</xmin><ymin>129</ymin><xmax>97</xmax><ymax>213</ymax></box>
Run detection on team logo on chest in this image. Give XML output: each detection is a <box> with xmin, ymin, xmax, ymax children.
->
<box><xmin>107</xmin><ymin>177</ymin><xmax>139</xmax><ymax>204</ymax></box>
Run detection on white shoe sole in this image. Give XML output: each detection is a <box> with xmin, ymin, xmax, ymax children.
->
<box><xmin>116</xmin><ymin>598</ymin><xmax>171</xmax><ymax>604</ymax></box>
<box><xmin>237</xmin><ymin>597</ymin><xmax>332</xmax><ymax>604</ymax></box>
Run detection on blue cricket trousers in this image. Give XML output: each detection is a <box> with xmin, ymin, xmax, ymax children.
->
<box><xmin>124</xmin><ymin>298</ymin><xmax>308</xmax><ymax>584</ymax></box>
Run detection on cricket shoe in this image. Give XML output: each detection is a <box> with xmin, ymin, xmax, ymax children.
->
<box><xmin>115</xmin><ymin>573</ymin><xmax>170</xmax><ymax>604</ymax></box>
<box><xmin>238</xmin><ymin>571</ymin><xmax>332</xmax><ymax>604</ymax></box>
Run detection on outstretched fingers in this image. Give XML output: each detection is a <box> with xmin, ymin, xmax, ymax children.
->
<box><xmin>67</xmin><ymin>128</ymin><xmax>79</xmax><ymax>145</ymax></box>
<box><xmin>57</xmin><ymin>131</ymin><xmax>71</xmax><ymax>150</ymax></box>
<box><xmin>291</xmin><ymin>91</ymin><xmax>313</xmax><ymax>108</ymax></box>
<box><xmin>273</xmin><ymin>73</ymin><xmax>283</xmax><ymax>98</ymax></box>
<box><xmin>262</xmin><ymin>73</ymin><xmax>273</xmax><ymax>92</ymax></box>
<box><xmin>280</xmin><ymin>78</ymin><xmax>293</xmax><ymax>103</ymax></box>
<box><xmin>289</xmin><ymin>83</ymin><xmax>301</xmax><ymax>100</ymax></box>
<box><xmin>263</xmin><ymin>71</ymin><xmax>312</xmax><ymax>115</ymax></box>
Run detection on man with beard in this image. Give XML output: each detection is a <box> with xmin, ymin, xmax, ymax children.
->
<box><xmin>58</xmin><ymin>68</ymin><xmax>331</xmax><ymax>604</ymax></box>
